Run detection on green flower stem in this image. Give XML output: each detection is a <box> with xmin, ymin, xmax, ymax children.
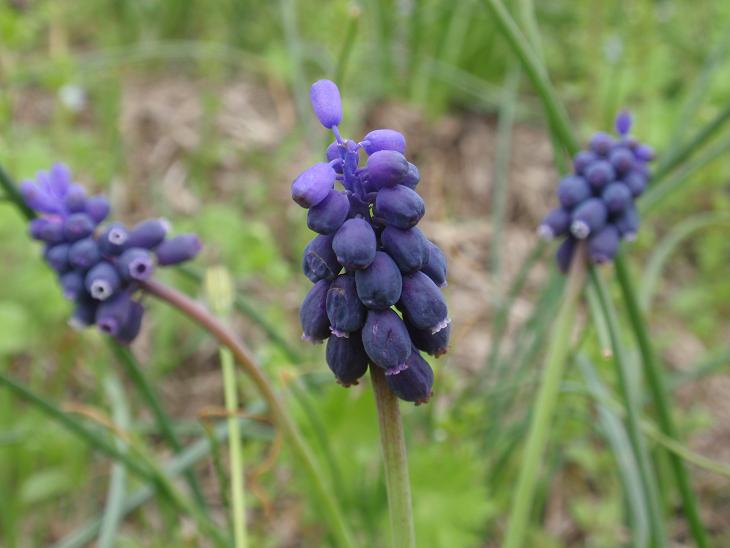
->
<box><xmin>614</xmin><ymin>254</ymin><xmax>709</xmax><ymax>548</ymax></box>
<box><xmin>503</xmin><ymin>243</ymin><xmax>587</xmax><ymax>548</ymax></box>
<box><xmin>0</xmin><ymin>164</ymin><xmax>34</xmax><ymax>219</ymax></box>
<box><xmin>140</xmin><ymin>278</ymin><xmax>356</xmax><ymax>548</ymax></box>
<box><xmin>370</xmin><ymin>366</ymin><xmax>416</xmax><ymax>548</ymax></box>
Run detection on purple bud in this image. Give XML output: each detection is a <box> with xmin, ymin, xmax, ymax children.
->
<box><xmin>302</xmin><ymin>234</ymin><xmax>342</xmax><ymax>282</ymax></box>
<box><xmin>49</xmin><ymin>163</ymin><xmax>72</xmax><ymax>197</ymax></box>
<box><xmin>589</xmin><ymin>132</ymin><xmax>614</xmax><ymax>156</ymax></box>
<box><xmin>127</xmin><ymin>218</ymin><xmax>169</xmax><ymax>249</ymax></box>
<box><xmin>400</xmin><ymin>162</ymin><xmax>420</xmax><ymax>189</ymax></box>
<box><xmin>601</xmin><ymin>182</ymin><xmax>632</xmax><ymax>214</ymax></box>
<box><xmin>63</xmin><ymin>213</ymin><xmax>96</xmax><ymax>242</ymax></box>
<box><xmin>399</xmin><ymin>271</ymin><xmax>449</xmax><ymax>333</ymax></box>
<box><xmin>96</xmin><ymin>291</ymin><xmax>134</xmax><ymax>336</ymax></box>
<box><xmin>381</xmin><ymin>226</ymin><xmax>429</xmax><ymax>273</ymax></box>
<box><xmin>570</xmin><ymin>198</ymin><xmax>608</xmax><ymax>239</ymax></box>
<box><xmin>361</xmin><ymin>129</ymin><xmax>406</xmax><ymax>155</ymax></box>
<box><xmin>366</xmin><ymin>150</ymin><xmax>409</xmax><ymax>190</ymax></box>
<box><xmin>538</xmin><ymin>207</ymin><xmax>571</xmax><ymax>240</ymax></box>
<box><xmin>115</xmin><ymin>300</ymin><xmax>145</xmax><ymax>344</ymax></box>
<box><xmin>326</xmin><ymin>141</ymin><xmax>345</xmax><ymax>174</ymax></box>
<box><xmin>85</xmin><ymin>196</ymin><xmax>111</xmax><ymax>224</ymax></box>
<box><xmin>361</xmin><ymin>309</ymin><xmax>411</xmax><ymax>369</ymax></box>
<box><xmin>21</xmin><ymin>181</ymin><xmax>59</xmax><ymax>213</ymax></box>
<box><xmin>300</xmin><ymin>279</ymin><xmax>332</xmax><ymax>343</ymax></box>
<box><xmin>59</xmin><ymin>271</ymin><xmax>85</xmax><ymax>300</ymax></box>
<box><xmin>118</xmin><ymin>247</ymin><xmax>155</xmax><ymax>281</ymax></box>
<box><xmin>326</xmin><ymin>273</ymin><xmax>366</xmax><ymax>337</ymax></box>
<box><xmin>155</xmin><ymin>234</ymin><xmax>202</xmax><ymax>266</ymax></box>
<box><xmin>555</xmin><ymin>237</ymin><xmax>578</xmax><ymax>274</ymax></box>
<box><xmin>614</xmin><ymin>206</ymin><xmax>640</xmax><ymax>241</ymax></box>
<box><xmin>63</xmin><ymin>186</ymin><xmax>87</xmax><ymax>214</ymax></box>
<box><xmin>99</xmin><ymin>223</ymin><xmax>129</xmax><ymax>256</ymax></box>
<box><xmin>623</xmin><ymin>171</ymin><xmax>647</xmax><ymax>197</ymax></box>
<box><xmin>421</xmin><ymin>241</ymin><xmax>447</xmax><ymax>288</ymax></box>
<box><xmin>608</xmin><ymin>147</ymin><xmax>634</xmax><ymax>175</ymax></box>
<box><xmin>573</xmin><ymin>150</ymin><xmax>598</xmax><ymax>175</ymax></box>
<box><xmin>291</xmin><ymin>163</ymin><xmax>336</xmax><ymax>208</ymax></box>
<box><xmin>44</xmin><ymin>244</ymin><xmax>70</xmax><ymax>272</ymax></box>
<box><xmin>557</xmin><ymin>176</ymin><xmax>591</xmax><ymax>209</ymax></box>
<box><xmin>29</xmin><ymin>218</ymin><xmax>64</xmax><ymax>244</ymax></box>
<box><xmin>332</xmin><ymin>217</ymin><xmax>377</xmax><ymax>270</ymax></box>
<box><xmin>69</xmin><ymin>294</ymin><xmax>97</xmax><ymax>329</ymax></box>
<box><xmin>326</xmin><ymin>331</ymin><xmax>369</xmax><ymax>386</ymax></box>
<box><xmin>85</xmin><ymin>262</ymin><xmax>121</xmax><ymax>301</ymax></box>
<box><xmin>585</xmin><ymin>160</ymin><xmax>616</xmax><ymax>191</ymax></box>
<box><xmin>374</xmin><ymin>185</ymin><xmax>425</xmax><ymax>229</ymax></box>
<box><xmin>407</xmin><ymin>319</ymin><xmax>450</xmax><ymax>357</ymax></box>
<box><xmin>68</xmin><ymin>237</ymin><xmax>101</xmax><ymax>271</ymax></box>
<box><xmin>615</xmin><ymin>111</ymin><xmax>633</xmax><ymax>136</ymax></box>
<box><xmin>355</xmin><ymin>251</ymin><xmax>403</xmax><ymax>310</ymax></box>
<box><xmin>588</xmin><ymin>224</ymin><xmax>620</xmax><ymax>264</ymax></box>
<box><xmin>635</xmin><ymin>144</ymin><xmax>655</xmax><ymax>162</ymax></box>
<box><xmin>385</xmin><ymin>350</ymin><xmax>434</xmax><ymax>404</ymax></box>
<box><xmin>309</xmin><ymin>80</ymin><xmax>343</xmax><ymax>129</ymax></box>
<box><xmin>307</xmin><ymin>189</ymin><xmax>350</xmax><ymax>235</ymax></box>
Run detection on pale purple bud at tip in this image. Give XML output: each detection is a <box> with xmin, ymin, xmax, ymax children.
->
<box><xmin>615</xmin><ymin>111</ymin><xmax>632</xmax><ymax>136</ymax></box>
<box><xmin>310</xmin><ymin>80</ymin><xmax>343</xmax><ymax>129</ymax></box>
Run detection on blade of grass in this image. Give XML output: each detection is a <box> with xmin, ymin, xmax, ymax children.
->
<box><xmin>614</xmin><ymin>253</ymin><xmax>709</xmax><ymax>548</ymax></box>
<box><xmin>333</xmin><ymin>5</ymin><xmax>362</xmax><ymax>92</ymax></box>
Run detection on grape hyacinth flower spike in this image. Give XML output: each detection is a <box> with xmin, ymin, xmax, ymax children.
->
<box><xmin>292</xmin><ymin>79</ymin><xmax>450</xmax><ymax>404</ymax></box>
<box><xmin>22</xmin><ymin>164</ymin><xmax>202</xmax><ymax>343</ymax></box>
<box><xmin>538</xmin><ymin>111</ymin><xmax>654</xmax><ymax>271</ymax></box>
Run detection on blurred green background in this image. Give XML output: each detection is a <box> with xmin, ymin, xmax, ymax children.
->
<box><xmin>1</xmin><ymin>0</ymin><xmax>729</xmax><ymax>546</ymax></box>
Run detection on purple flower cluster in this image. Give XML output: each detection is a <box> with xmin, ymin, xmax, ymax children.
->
<box><xmin>538</xmin><ymin>112</ymin><xmax>654</xmax><ymax>271</ymax></box>
<box><xmin>292</xmin><ymin>80</ymin><xmax>450</xmax><ymax>404</ymax></box>
<box><xmin>23</xmin><ymin>164</ymin><xmax>202</xmax><ymax>343</ymax></box>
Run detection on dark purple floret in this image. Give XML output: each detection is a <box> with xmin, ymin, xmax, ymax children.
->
<box><xmin>85</xmin><ymin>261</ymin><xmax>122</xmax><ymax>301</ymax></box>
<box><xmin>332</xmin><ymin>217</ymin><xmax>377</xmax><ymax>270</ymax></box>
<box><xmin>326</xmin><ymin>333</ymin><xmax>369</xmax><ymax>386</ymax></box>
<box><xmin>361</xmin><ymin>129</ymin><xmax>406</xmax><ymax>155</ymax></box>
<box><xmin>400</xmin><ymin>162</ymin><xmax>420</xmax><ymax>189</ymax></box>
<box><xmin>155</xmin><ymin>234</ymin><xmax>202</xmax><ymax>266</ymax></box>
<box><xmin>127</xmin><ymin>218</ymin><xmax>169</xmax><ymax>249</ymax></box>
<box><xmin>635</xmin><ymin>144</ymin><xmax>655</xmax><ymax>162</ymax></box>
<box><xmin>310</xmin><ymin>79</ymin><xmax>343</xmax><ymax>129</ymax></box>
<box><xmin>385</xmin><ymin>350</ymin><xmax>434</xmax><ymax>404</ymax></box>
<box><xmin>59</xmin><ymin>271</ymin><xmax>85</xmax><ymax>300</ymax></box>
<box><xmin>44</xmin><ymin>244</ymin><xmax>70</xmax><ymax>272</ymax></box>
<box><xmin>623</xmin><ymin>171</ymin><xmax>647</xmax><ymax>197</ymax></box>
<box><xmin>399</xmin><ymin>271</ymin><xmax>449</xmax><ymax>334</ymax></box>
<box><xmin>366</xmin><ymin>150</ymin><xmax>409</xmax><ymax>190</ymax></box>
<box><xmin>86</xmin><ymin>196</ymin><xmax>111</xmax><ymax>224</ymax></box>
<box><xmin>614</xmin><ymin>205</ymin><xmax>640</xmax><ymax>241</ymax></box>
<box><xmin>380</xmin><ymin>226</ymin><xmax>429</xmax><ymax>273</ymax></box>
<box><xmin>421</xmin><ymin>241</ymin><xmax>447</xmax><ymax>288</ymax></box>
<box><xmin>21</xmin><ymin>180</ymin><xmax>62</xmax><ymax>214</ymax></box>
<box><xmin>291</xmin><ymin>163</ymin><xmax>336</xmax><ymax>209</ymax></box>
<box><xmin>589</xmin><ymin>132</ymin><xmax>614</xmax><ymax>156</ymax></box>
<box><xmin>300</xmin><ymin>279</ymin><xmax>331</xmax><ymax>343</ymax></box>
<box><xmin>118</xmin><ymin>248</ymin><xmax>155</xmax><ymax>281</ymax></box>
<box><xmin>615</xmin><ymin>111</ymin><xmax>632</xmax><ymax>136</ymax></box>
<box><xmin>96</xmin><ymin>291</ymin><xmax>135</xmax><ymax>336</ymax></box>
<box><xmin>573</xmin><ymin>150</ymin><xmax>598</xmax><ymax>175</ymax></box>
<box><xmin>557</xmin><ymin>176</ymin><xmax>591</xmax><ymax>209</ymax></box>
<box><xmin>99</xmin><ymin>223</ymin><xmax>129</xmax><ymax>256</ymax></box>
<box><xmin>307</xmin><ymin>189</ymin><xmax>350</xmax><ymax>235</ymax></box>
<box><xmin>115</xmin><ymin>300</ymin><xmax>144</xmax><ymax>344</ymax></box>
<box><xmin>355</xmin><ymin>251</ymin><xmax>403</xmax><ymax>310</ymax></box>
<box><xmin>555</xmin><ymin>237</ymin><xmax>578</xmax><ymax>274</ymax></box>
<box><xmin>68</xmin><ymin>238</ymin><xmax>101</xmax><ymax>271</ymax></box>
<box><xmin>608</xmin><ymin>147</ymin><xmax>634</xmax><ymax>175</ymax></box>
<box><xmin>302</xmin><ymin>234</ymin><xmax>342</xmax><ymax>282</ymax></box>
<box><xmin>374</xmin><ymin>185</ymin><xmax>425</xmax><ymax>229</ymax></box>
<box><xmin>63</xmin><ymin>187</ymin><xmax>87</xmax><ymax>213</ymax></box>
<box><xmin>69</xmin><ymin>294</ymin><xmax>98</xmax><ymax>329</ymax></box>
<box><xmin>538</xmin><ymin>207</ymin><xmax>571</xmax><ymax>241</ymax></box>
<box><xmin>588</xmin><ymin>224</ymin><xmax>620</xmax><ymax>264</ymax></box>
<box><xmin>407</xmin><ymin>319</ymin><xmax>450</xmax><ymax>357</ymax></box>
<box><xmin>63</xmin><ymin>213</ymin><xmax>96</xmax><ymax>242</ymax></box>
<box><xmin>326</xmin><ymin>273</ymin><xmax>366</xmax><ymax>337</ymax></box>
<box><xmin>601</xmin><ymin>182</ymin><xmax>632</xmax><ymax>214</ymax></box>
<box><xmin>585</xmin><ymin>160</ymin><xmax>616</xmax><ymax>191</ymax></box>
<box><xmin>361</xmin><ymin>309</ymin><xmax>412</xmax><ymax>370</ymax></box>
<box><xmin>570</xmin><ymin>198</ymin><xmax>608</xmax><ymax>239</ymax></box>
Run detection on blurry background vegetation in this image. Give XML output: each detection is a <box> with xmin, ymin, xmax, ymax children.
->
<box><xmin>1</xmin><ymin>0</ymin><xmax>729</xmax><ymax>546</ymax></box>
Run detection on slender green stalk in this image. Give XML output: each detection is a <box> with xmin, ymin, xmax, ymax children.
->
<box><xmin>589</xmin><ymin>269</ymin><xmax>667</xmax><ymax>547</ymax></box>
<box><xmin>370</xmin><ymin>366</ymin><xmax>416</xmax><ymax>548</ymax></box>
<box><xmin>0</xmin><ymin>164</ymin><xmax>34</xmax><ymax>220</ymax></box>
<box><xmin>108</xmin><ymin>342</ymin><xmax>207</xmax><ymax>509</ymax></box>
<box><xmin>614</xmin><ymin>254</ymin><xmax>709</xmax><ymax>548</ymax></box>
<box><xmin>140</xmin><ymin>278</ymin><xmax>356</xmax><ymax>548</ymax></box>
<box><xmin>333</xmin><ymin>5</ymin><xmax>361</xmax><ymax>90</ymax></box>
<box><xmin>503</xmin><ymin>244</ymin><xmax>587</xmax><ymax>548</ymax></box>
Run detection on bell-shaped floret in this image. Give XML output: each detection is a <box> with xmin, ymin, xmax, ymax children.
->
<box><xmin>361</xmin><ymin>129</ymin><xmax>406</xmax><ymax>155</ymax></box>
<box><xmin>332</xmin><ymin>217</ymin><xmax>377</xmax><ymax>270</ymax></box>
<box><xmin>300</xmin><ymin>279</ymin><xmax>331</xmax><ymax>343</ymax></box>
<box><xmin>381</xmin><ymin>226</ymin><xmax>429</xmax><ymax>273</ymax></box>
<box><xmin>362</xmin><ymin>309</ymin><xmax>411</xmax><ymax>370</ymax></box>
<box><xmin>326</xmin><ymin>273</ymin><xmax>366</xmax><ymax>337</ymax></box>
<box><xmin>326</xmin><ymin>333</ymin><xmax>369</xmax><ymax>386</ymax></box>
<box><xmin>355</xmin><ymin>251</ymin><xmax>403</xmax><ymax>310</ymax></box>
<box><xmin>385</xmin><ymin>350</ymin><xmax>434</xmax><ymax>404</ymax></box>
<box><xmin>399</xmin><ymin>271</ymin><xmax>448</xmax><ymax>334</ymax></box>
<box><xmin>307</xmin><ymin>189</ymin><xmax>350</xmax><ymax>234</ymax></box>
<box><xmin>309</xmin><ymin>80</ymin><xmax>342</xmax><ymax>129</ymax></box>
<box><xmin>374</xmin><ymin>185</ymin><xmax>425</xmax><ymax>229</ymax></box>
<box><xmin>291</xmin><ymin>163</ymin><xmax>336</xmax><ymax>209</ymax></box>
<box><xmin>302</xmin><ymin>234</ymin><xmax>341</xmax><ymax>282</ymax></box>
<box><xmin>570</xmin><ymin>198</ymin><xmax>608</xmax><ymax>239</ymax></box>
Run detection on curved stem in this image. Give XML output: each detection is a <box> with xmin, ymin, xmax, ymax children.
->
<box><xmin>503</xmin><ymin>243</ymin><xmax>587</xmax><ymax>548</ymax></box>
<box><xmin>370</xmin><ymin>366</ymin><xmax>416</xmax><ymax>548</ymax></box>
<box><xmin>139</xmin><ymin>278</ymin><xmax>356</xmax><ymax>548</ymax></box>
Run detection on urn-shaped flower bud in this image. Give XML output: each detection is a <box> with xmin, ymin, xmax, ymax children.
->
<box><xmin>573</xmin><ymin>151</ymin><xmax>598</xmax><ymax>175</ymax></box>
<box><xmin>85</xmin><ymin>196</ymin><xmax>111</xmax><ymax>224</ymax></box>
<box><xmin>155</xmin><ymin>234</ymin><xmax>202</xmax><ymax>266</ymax></box>
<box><xmin>291</xmin><ymin>163</ymin><xmax>336</xmax><ymax>209</ymax></box>
<box><xmin>302</xmin><ymin>234</ymin><xmax>342</xmax><ymax>282</ymax></box>
<box><xmin>115</xmin><ymin>300</ymin><xmax>144</xmax><ymax>344</ymax></box>
<box><xmin>609</xmin><ymin>147</ymin><xmax>634</xmax><ymax>175</ymax></box>
<box><xmin>588</xmin><ymin>224</ymin><xmax>620</xmax><ymax>264</ymax></box>
<box><xmin>374</xmin><ymin>185</ymin><xmax>425</xmax><ymax>229</ymax></box>
<box><xmin>407</xmin><ymin>319</ymin><xmax>451</xmax><ymax>357</ymax></box>
<box><xmin>570</xmin><ymin>198</ymin><xmax>608</xmax><ymax>239</ymax></box>
<box><xmin>85</xmin><ymin>261</ymin><xmax>122</xmax><ymax>301</ymax></box>
<box><xmin>601</xmin><ymin>182</ymin><xmax>632</xmax><ymax>214</ymax></box>
<box><xmin>127</xmin><ymin>218</ymin><xmax>169</xmax><ymax>249</ymax></box>
<box><xmin>635</xmin><ymin>144</ymin><xmax>655</xmax><ymax>162</ymax></box>
<box><xmin>63</xmin><ymin>186</ymin><xmax>87</xmax><ymax>214</ymax></box>
<box><xmin>589</xmin><ymin>132</ymin><xmax>614</xmax><ymax>156</ymax></box>
<box><xmin>361</xmin><ymin>129</ymin><xmax>406</xmax><ymax>155</ymax></box>
<box><xmin>623</xmin><ymin>171</ymin><xmax>647</xmax><ymax>197</ymax></box>
<box><xmin>361</xmin><ymin>309</ymin><xmax>412</xmax><ymax>370</ymax></box>
<box><xmin>326</xmin><ymin>273</ymin><xmax>366</xmax><ymax>337</ymax></box>
<box><xmin>421</xmin><ymin>241</ymin><xmax>447</xmax><ymax>288</ymax></box>
<box><xmin>44</xmin><ymin>244</ymin><xmax>70</xmax><ymax>272</ymax></box>
<box><xmin>300</xmin><ymin>279</ymin><xmax>331</xmax><ymax>343</ymax></box>
<box><xmin>615</xmin><ymin>111</ymin><xmax>632</xmax><ymax>136</ymax></box>
<box><xmin>366</xmin><ymin>150</ymin><xmax>409</xmax><ymax>190</ymax></box>
<box><xmin>59</xmin><ymin>271</ymin><xmax>85</xmax><ymax>300</ymax></box>
<box><xmin>585</xmin><ymin>160</ymin><xmax>616</xmax><ymax>191</ymax></box>
<box><xmin>332</xmin><ymin>217</ymin><xmax>377</xmax><ymax>270</ymax></box>
<box><xmin>555</xmin><ymin>237</ymin><xmax>578</xmax><ymax>274</ymax></box>
<box><xmin>557</xmin><ymin>176</ymin><xmax>591</xmax><ymax>209</ymax></box>
<box><xmin>399</xmin><ymin>271</ymin><xmax>449</xmax><ymax>334</ymax></box>
<box><xmin>538</xmin><ymin>208</ymin><xmax>571</xmax><ymax>241</ymax></box>
<box><xmin>326</xmin><ymin>332</ymin><xmax>369</xmax><ymax>386</ymax></box>
<box><xmin>355</xmin><ymin>251</ymin><xmax>403</xmax><ymax>309</ymax></box>
<box><xmin>614</xmin><ymin>205</ymin><xmax>640</xmax><ymax>241</ymax></box>
<box><xmin>381</xmin><ymin>226</ymin><xmax>429</xmax><ymax>273</ymax></box>
<box><xmin>96</xmin><ymin>291</ymin><xmax>134</xmax><ymax>336</ymax></box>
<box><xmin>118</xmin><ymin>248</ymin><xmax>155</xmax><ymax>281</ymax></box>
<box><xmin>385</xmin><ymin>350</ymin><xmax>434</xmax><ymax>404</ymax></box>
<box><xmin>63</xmin><ymin>213</ymin><xmax>96</xmax><ymax>242</ymax></box>
<box><xmin>98</xmin><ymin>223</ymin><xmax>129</xmax><ymax>256</ymax></box>
<box><xmin>68</xmin><ymin>237</ymin><xmax>101</xmax><ymax>271</ymax></box>
<box><xmin>307</xmin><ymin>189</ymin><xmax>350</xmax><ymax>235</ymax></box>
<box><xmin>70</xmin><ymin>294</ymin><xmax>98</xmax><ymax>329</ymax></box>
<box><xmin>309</xmin><ymin>80</ymin><xmax>343</xmax><ymax>129</ymax></box>
<box><xmin>400</xmin><ymin>162</ymin><xmax>420</xmax><ymax>189</ymax></box>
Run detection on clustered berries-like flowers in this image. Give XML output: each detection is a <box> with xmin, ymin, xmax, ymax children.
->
<box><xmin>291</xmin><ymin>79</ymin><xmax>450</xmax><ymax>404</ymax></box>
<box><xmin>22</xmin><ymin>164</ymin><xmax>202</xmax><ymax>343</ymax></box>
<box><xmin>538</xmin><ymin>112</ymin><xmax>654</xmax><ymax>271</ymax></box>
